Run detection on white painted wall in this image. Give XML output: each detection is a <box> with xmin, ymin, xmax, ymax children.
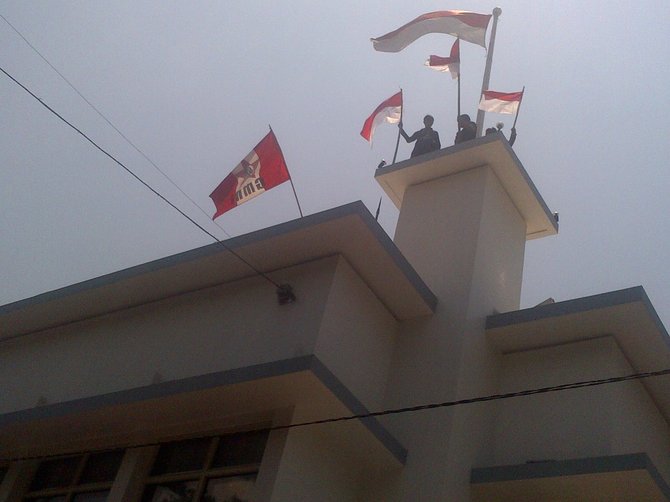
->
<box><xmin>315</xmin><ymin>256</ymin><xmax>398</xmax><ymax>411</ymax></box>
<box><xmin>269</xmin><ymin>426</ymin><xmax>362</xmax><ymax>502</ymax></box>
<box><xmin>607</xmin><ymin>339</ymin><xmax>670</xmax><ymax>483</ymax></box>
<box><xmin>492</xmin><ymin>335</ymin><xmax>670</xmax><ymax>480</ymax></box>
<box><xmin>0</xmin><ymin>257</ymin><xmax>337</xmax><ymax>414</ymax></box>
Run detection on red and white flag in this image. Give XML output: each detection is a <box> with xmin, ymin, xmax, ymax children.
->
<box><xmin>372</xmin><ymin>11</ymin><xmax>491</xmax><ymax>52</ymax></box>
<box><xmin>210</xmin><ymin>130</ymin><xmax>290</xmax><ymax>219</ymax></box>
<box><xmin>478</xmin><ymin>90</ymin><xmax>524</xmax><ymax>114</ymax></box>
<box><xmin>360</xmin><ymin>91</ymin><xmax>403</xmax><ymax>143</ymax></box>
<box><xmin>425</xmin><ymin>38</ymin><xmax>460</xmax><ymax>79</ymax></box>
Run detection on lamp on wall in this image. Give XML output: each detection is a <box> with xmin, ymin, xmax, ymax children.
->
<box><xmin>277</xmin><ymin>284</ymin><xmax>296</xmax><ymax>305</ymax></box>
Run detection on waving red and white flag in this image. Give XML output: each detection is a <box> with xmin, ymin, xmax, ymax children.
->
<box><xmin>210</xmin><ymin>130</ymin><xmax>290</xmax><ymax>219</ymax></box>
<box><xmin>372</xmin><ymin>11</ymin><xmax>491</xmax><ymax>52</ymax></box>
<box><xmin>360</xmin><ymin>91</ymin><xmax>403</xmax><ymax>143</ymax></box>
<box><xmin>425</xmin><ymin>38</ymin><xmax>460</xmax><ymax>79</ymax></box>
<box><xmin>478</xmin><ymin>90</ymin><xmax>524</xmax><ymax>114</ymax></box>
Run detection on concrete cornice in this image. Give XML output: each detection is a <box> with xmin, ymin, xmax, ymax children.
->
<box><xmin>0</xmin><ymin>201</ymin><xmax>436</xmax><ymax>339</ymax></box>
<box><xmin>375</xmin><ymin>134</ymin><xmax>558</xmax><ymax>240</ymax></box>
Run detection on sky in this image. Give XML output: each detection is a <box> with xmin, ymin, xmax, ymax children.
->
<box><xmin>1</xmin><ymin>1</ymin><xmax>669</xmax><ymax>330</ymax></box>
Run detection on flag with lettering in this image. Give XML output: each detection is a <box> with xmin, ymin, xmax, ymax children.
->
<box><xmin>478</xmin><ymin>90</ymin><xmax>524</xmax><ymax>114</ymax></box>
<box><xmin>360</xmin><ymin>91</ymin><xmax>403</xmax><ymax>143</ymax></box>
<box><xmin>372</xmin><ymin>11</ymin><xmax>491</xmax><ymax>52</ymax></box>
<box><xmin>210</xmin><ymin>130</ymin><xmax>290</xmax><ymax>219</ymax></box>
<box><xmin>425</xmin><ymin>38</ymin><xmax>460</xmax><ymax>79</ymax></box>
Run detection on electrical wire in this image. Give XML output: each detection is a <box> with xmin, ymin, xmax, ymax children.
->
<box><xmin>1</xmin><ymin>366</ymin><xmax>669</xmax><ymax>462</ymax></box>
<box><xmin>0</xmin><ymin>64</ymin><xmax>281</xmax><ymax>289</ymax></box>
<box><xmin>0</xmin><ymin>13</ymin><xmax>234</xmax><ymax>240</ymax></box>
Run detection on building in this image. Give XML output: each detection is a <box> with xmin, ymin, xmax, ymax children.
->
<box><xmin>1</xmin><ymin>133</ymin><xmax>669</xmax><ymax>501</ymax></box>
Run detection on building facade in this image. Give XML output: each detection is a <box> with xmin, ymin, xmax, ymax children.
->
<box><xmin>1</xmin><ymin>134</ymin><xmax>669</xmax><ymax>501</ymax></box>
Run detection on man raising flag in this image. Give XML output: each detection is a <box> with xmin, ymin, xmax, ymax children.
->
<box><xmin>360</xmin><ymin>91</ymin><xmax>403</xmax><ymax>143</ymax></box>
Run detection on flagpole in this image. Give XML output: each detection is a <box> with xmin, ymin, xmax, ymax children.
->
<box><xmin>392</xmin><ymin>88</ymin><xmax>403</xmax><ymax>164</ymax></box>
<box><xmin>269</xmin><ymin>124</ymin><xmax>303</xmax><ymax>218</ymax></box>
<box><xmin>457</xmin><ymin>38</ymin><xmax>461</xmax><ymax>118</ymax></box>
<box><xmin>475</xmin><ymin>7</ymin><xmax>502</xmax><ymax>137</ymax></box>
<box><xmin>512</xmin><ymin>86</ymin><xmax>525</xmax><ymax>128</ymax></box>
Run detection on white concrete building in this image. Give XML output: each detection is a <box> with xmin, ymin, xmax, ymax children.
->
<box><xmin>2</xmin><ymin>134</ymin><xmax>669</xmax><ymax>501</ymax></box>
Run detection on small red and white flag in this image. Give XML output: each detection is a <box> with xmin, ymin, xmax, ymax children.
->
<box><xmin>478</xmin><ymin>90</ymin><xmax>524</xmax><ymax>114</ymax></box>
<box><xmin>372</xmin><ymin>11</ymin><xmax>491</xmax><ymax>52</ymax></box>
<box><xmin>425</xmin><ymin>38</ymin><xmax>460</xmax><ymax>79</ymax></box>
<box><xmin>360</xmin><ymin>91</ymin><xmax>403</xmax><ymax>143</ymax></box>
<box><xmin>210</xmin><ymin>130</ymin><xmax>290</xmax><ymax>219</ymax></box>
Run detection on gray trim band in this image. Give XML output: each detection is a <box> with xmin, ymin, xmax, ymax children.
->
<box><xmin>470</xmin><ymin>452</ymin><xmax>670</xmax><ymax>499</ymax></box>
<box><xmin>487</xmin><ymin>286</ymin><xmax>650</xmax><ymax>329</ymax></box>
<box><xmin>1</xmin><ymin>201</ymin><xmax>435</xmax><ymax>317</ymax></box>
<box><xmin>0</xmin><ymin>355</ymin><xmax>407</xmax><ymax>464</ymax></box>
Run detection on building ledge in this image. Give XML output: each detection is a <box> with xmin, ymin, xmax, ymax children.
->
<box><xmin>0</xmin><ymin>355</ymin><xmax>406</xmax><ymax>466</ymax></box>
<box><xmin>486</xmin><ymin>286</ymin><xmax>670</xmax><ymax>423</ymax></box>
<box><xmin>0</xmin><ymin>201</ymin><xmax>436</xmax><ymax>339</ymax></box>
<box><xmin>375</xmin><ymin>134</ymin><xmax>558</xmax><ymax>240</ymax></box>
<box><xmin>471</xmin><ymin>453</ymin><xmax>670</xmax><ymax>501</ymax></box>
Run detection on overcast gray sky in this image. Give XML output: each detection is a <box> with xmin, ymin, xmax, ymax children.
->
<box><xmin>2</xmin><ymin>1</ymin><xmax>669</xmax><ymax>329</ymax></box>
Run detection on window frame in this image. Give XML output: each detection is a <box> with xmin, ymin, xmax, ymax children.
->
<box><xmin>22</xmin><ymin>450</ymin><xmax>125</xmax><ymax>502</ymax></box>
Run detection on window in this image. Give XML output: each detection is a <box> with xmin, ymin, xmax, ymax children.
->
<box><xmin>142</xmin><ymin>430</ymin><xmax>269</xmax><ymax>502</ymax></box>
<box><xmin>23</xmin><ymin>450</ymin><xmax>124</xmax><ymax>502</ymax></box>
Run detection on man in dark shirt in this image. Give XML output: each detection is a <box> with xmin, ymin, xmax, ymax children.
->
<box><xmin>399</xmin><ymin>115</ymin><xmax>441</xmax><ymax>158</ymax></box>
<box><xmin>455</xmin><ymin>114</ymin><xmax>477</xmax><ymax>144</ymax></box>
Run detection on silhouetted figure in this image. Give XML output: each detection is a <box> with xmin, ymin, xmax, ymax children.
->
<box><xmin>399</xmin><ymin>115</ymin><xmax>441</xmax><ymax>158</ymax></box>
<box><xmin>455</xmin><ymin>114</ymin><xmax>477</xmax><ymax>144</ymax></box>
<box><xmin>485</xmin><ymin>124</ymin><xmax>517</xmax><ymax>146</ymax></box>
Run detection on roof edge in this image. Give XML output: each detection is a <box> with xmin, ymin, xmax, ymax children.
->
<box><xmin>471</xmin><ymin>452</ymin><xmax>670</xmax><ymax>498</ymax></box>
<box><xmin>486</xmin><ymin>286</ymin><xmax>651</xmax><ymax>330</ymax></box>
<box><xmin>1</xmin><ymin>201</ymin><xmax>436</xmax><ymax>317</ymax></box>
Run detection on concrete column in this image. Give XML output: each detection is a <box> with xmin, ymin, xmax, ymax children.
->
<box><xmin>384</xmin><ymin>166</ymin><xmax>527</xmax><ymax>501</ymax></box>
<box><xmin>107</xmin><ymin>446</ymin><xmax>157</xmax><ymax>502</ymax></box>
<box><xmin>0</xmin><ymin>461</ymin><xmax>39</xmax><ymax>502</ymax></box>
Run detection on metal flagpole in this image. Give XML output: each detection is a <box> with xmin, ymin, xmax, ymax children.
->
<box><xmin>392</xmin><ymin>88</ymin><xmax>403</xmax><ymax>164</ymax></box>
<box><xmin>457</xmin><ymin>38</ymin><xmax>461</xmax><ymax>118</ymax></box>
<box><xmin>512</xmin><ymin>86</ymin><xmax>525</xmax><ymax>128</ymax></box>
<box><xmin>269</xmin><ymin>124</ymin><xmax>303</xmax><ymax>218</ymax></box>
<box><xmin>375</xmin><ymin>197</ymin><xmax>382</xmax><ymax>220</ymax></box>
<box><xmin>475</xmin><ymin>7</ymin><xmax>502</xmax><ymax>137</ymax></box>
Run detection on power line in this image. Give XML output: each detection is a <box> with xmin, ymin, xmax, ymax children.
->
<box><xmin>0</xmin><ymin>64</ymin><xmax>280</xmax><ymax>289</ymax></box>
<box><xmin>275</xmin><ymin>366</ymin><xmax>670</xmax><ymax>430</ymax></box>
<box><xmin>2</xmin><ymin>366</ymin><xmax>669</xmax><ymax>463</ymax></box>
<box><xmin>0</xmin><ymin>13</ymin><xmax>234</xmax><ymax>240</ymax></box>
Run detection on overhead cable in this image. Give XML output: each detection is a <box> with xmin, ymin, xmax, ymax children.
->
<box><xmin>2</xmin><ymin>366</ymin><xmax>669</xmax><ymax>462</ymax></box>
<box><xmin>0</xmin><ymin>64</ymin><xmax>280</xmax><ymax>289</ymax></box>
<box><xmin>0</xmin><ymin>13</ymin><xmax>233</xmax><ymax>239</ymax></box>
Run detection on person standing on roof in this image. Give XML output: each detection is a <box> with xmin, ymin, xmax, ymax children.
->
<box><xmin>398</xmin><ymin>115</ymin><xmax>441</xmax><ymax>158</ymax></box>
<box><xmin>454</xmin><ymin>114</ymin><xmax>477</xmax><ymax>144</ymax></box>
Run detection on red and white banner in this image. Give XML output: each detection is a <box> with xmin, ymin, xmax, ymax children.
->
<box><xmin>360</xmin><ymin>91</ymin><xmax>403</xmax><ymax>143</ymax></box>
<box><xmin>478</xmin><ymin>90</ymin><xmax>524</xmax><ymax>114</ymax></box>
<box><xmin>425</xmin><ymin>38</ymin><xmax>460</xmax><ymax>79</ymax></box>
<box><xmin>210</xmin><ymin>130</ymin><xmax>290</xmax><ymax>219</ymax></box>
<box><xmin>372</xmin><ymin>11</ymin><xmax>491</xmax><ymax>52</ymax></box>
